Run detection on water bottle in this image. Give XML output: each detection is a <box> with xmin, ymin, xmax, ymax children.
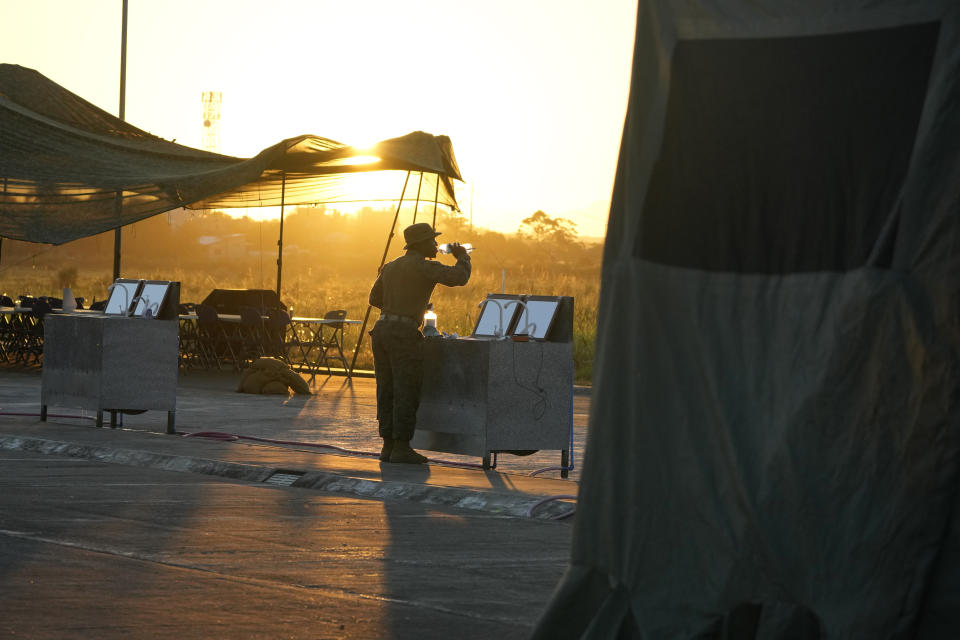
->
<box><xmin>423</xmin><ymin>304</ymin><xmax>437</xmax><ymax>329</ymax></box>
<box><xmin>62</xmin><ymin>287</ymin><xmax>77</xmax><ymax>313</ymax></box>
<box><xmin>437</xmin><ymin>242</ymin><xmax>474</xmax><ymax>254</ymax></box>
<box><xmin>422</xmin><ymin>303</ymin><xmax>440</xmax><ymax>337</ymax></box>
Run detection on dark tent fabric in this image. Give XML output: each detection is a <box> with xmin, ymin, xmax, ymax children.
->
<box><xmin>0</xmin><ymin>64</ymin><xmax>460</xmax><ymax>245</ymax></box>
<box><xmin>534</xmin><ymin>2</ymin><xmax>960</xmax><ymax>638</ymax></box>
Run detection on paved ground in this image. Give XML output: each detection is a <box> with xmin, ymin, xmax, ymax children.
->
<box><xmin>0</xmin><ymin>366</ymin><xmax>588</xmax><ymax>639</ymax></box>
<box><xmin>7</xmin><ymin>367</ymin><xmax>589</xmax><ymax>482</ymax></box>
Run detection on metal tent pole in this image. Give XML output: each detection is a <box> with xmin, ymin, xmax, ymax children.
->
<box><xmin>1</xmin><ymin>177</ymin><xmax>5</xmax><ymax>267</ymax></box>
<box><xmin>431</xmin><ymin>175</ymin><xmax>440</xmax><ymax>228</ymax></box>
<box><xmin>348</xmin><ymin>170</ymin><xmax>411</xmax><ymax>374</ymax></box>
<box><xmin>112</xmin><ymin>0</ymin><xmax>128</xmax><ymax>281</ymax></box>
<box><xmin>276</xmin><ymin>170</ymin><xmax>286</xmax><ymax>298</ymax></box>
<box><xmin>410</xmin><ymin>172</ymin><xmax>424</xmax><ymax>223</ymax></box>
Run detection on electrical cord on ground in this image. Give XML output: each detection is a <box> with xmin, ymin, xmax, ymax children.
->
<box><xmin>0</xmin><ymin>412</ymin><xmax>567</xmax><ymax>476</ymax></box>
<box><xmin>180</xmin><ymin>430</ymin><xmax>487</xmax><ymax>470</ymax></box>
<box><xmin>2</xmin><ymin>412</ymin><xmax>576</xmax><ymax>516</ymax></box>
<box><xmin>526</xmin><ymin>494</ymin><xmax>577</xmax><ymax>520</ymax></box>
<box><xmin>529</xmin><ymin>466</ymin><xmax>566</xmax><ymax>477</ymax></box>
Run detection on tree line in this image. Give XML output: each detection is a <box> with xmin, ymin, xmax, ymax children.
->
<box><xmin>0</xmin><ymin>206</ymin><xmax>603</xmax><ymax>281</ymax></box>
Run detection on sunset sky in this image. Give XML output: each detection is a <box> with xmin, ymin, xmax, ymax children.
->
<box><xmin>2</xmin><ymin>0</ymin><xmax>638</xmax><ymax>239</ymax></box>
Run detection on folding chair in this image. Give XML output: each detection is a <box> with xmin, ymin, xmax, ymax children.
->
<box><xmin>177</xmin><ymin>309</ymin><xmax>203</xmax><ymax>371</ymax></box>
<box><xmin>237</xmin><ymin>306</ymin><xmax>268</xmax><ymax>366</ymax></box>
<box><xmin>265</xmin><ymin>308</ymin><xmax>308</xmax><ymax>368</ymax></box>
<box><xmin>0</xmin><ymin>313</ymin><xmax>11</xmax><ymax>363</ymax></box>
<box><xmin>316</xmin><ymin>309</ymin><xmax>351</xmax><ymax>377</ymax></box>
<box><xmin>196</xmin><ymin>304</ymin><xmax>241</xmax><ymax>370</ymax></box>
<box><xmin>4</xmin><ymin>309</ymin><xmax>29</xmax><ymax>364</ymax></box>
<box><xmin>16</xmin><ymin>300</ymin><xmax>50</xmax><ymax>366</ymax></box>
<box><xmin>0</xmin><ymin>296</ymin><xmax>15</xmax><ymax>362</ymax></box>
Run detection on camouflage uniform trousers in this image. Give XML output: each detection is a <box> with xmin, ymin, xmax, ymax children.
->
<box><xmin>370</xmin><ymin>320</ymin><xmax>424</xmax><ymax>442</ymax></box>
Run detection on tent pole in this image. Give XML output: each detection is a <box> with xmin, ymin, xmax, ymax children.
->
<box><xmin>1</xmin><ymin>177</ymin><xmax>5</xmax><ymax>267</ymax></box>
<box><xmin>432</xmin><ymin>175</ymin><xmax>440</xmax><ymax>228</ymax></box>
<box><xmin>349</xmin><ymin>170</ymin><xmax>412</xmax><ymax>374</ymax></box>
<box><xmin>276</xmin><ymin>170</ymin><xmax>286</xmax><ymax>299</ymax></box>
<box><xmin>112</xmin><ymin>200</ymin><xmax>122</xmax><ymax>279</ymax></box>
<box><xmin>112</xmin><ymin>0</ymin><xmax>128</xmax><ymax>281</ymax></box>
<box><xmin>411</xmin><ymin>172</ymin><xmax>424</xmax><ymax>224</ymax></box>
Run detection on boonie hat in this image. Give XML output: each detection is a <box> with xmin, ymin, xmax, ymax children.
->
<box><xmin>403</xmin><ymin>222</ymin><xmax>442</xmax><ymax>249</ymax></box>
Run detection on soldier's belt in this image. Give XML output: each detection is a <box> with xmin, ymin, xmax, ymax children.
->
<box><xmin>379</xmin><ymin>312</ymin><xmax>420</xmax><ymax>324</ymax></box>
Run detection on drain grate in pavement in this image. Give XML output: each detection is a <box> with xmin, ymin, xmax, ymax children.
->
<box><xmin>264</xmin><ymin>471</ymin><xmax>305</xmax><ymax>486</ymax></box>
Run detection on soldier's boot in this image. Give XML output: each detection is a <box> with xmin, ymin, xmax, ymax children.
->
<box><xmin>389</xmin><ymin>440</ymin><xmax>428</xmax><ymax>464</ymax></box>
<box><xmin>379</xmin><ymin>437</ymin><xmax>393</xmax><ymax>462</ymax></box>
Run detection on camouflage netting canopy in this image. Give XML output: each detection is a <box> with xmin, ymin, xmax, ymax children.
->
<box><xmin>0</xmin><ymin>64</ymin><xmax>461</xmax><ymax>245</ymax></box>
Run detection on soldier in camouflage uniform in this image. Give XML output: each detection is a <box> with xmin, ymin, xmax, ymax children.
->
<box><xmin>368</xmin><ymin>223</ymin><xmax>471</xmax><ymax>463</ymax></box>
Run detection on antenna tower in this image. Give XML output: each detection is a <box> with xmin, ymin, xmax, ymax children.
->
<box><xmin>176</xmin><ymin>91</ymin><xmax>222</xmax><ymax>224</ymax></box>
<box><xmin>201</xmin><ymin>91</ymin><xmax>222</xmax><ymax>153</ymax></box>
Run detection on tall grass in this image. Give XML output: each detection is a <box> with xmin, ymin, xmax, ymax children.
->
<box><xmin>1</xmin><ymin>261</ymin><xmax>600</xmax><ymax>383</ymax></box>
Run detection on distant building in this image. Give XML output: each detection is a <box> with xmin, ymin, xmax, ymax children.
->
<box><xmin>197</xmin><ymin>233</ymin><xmax>248</xmax><ymax>261</ymax></box>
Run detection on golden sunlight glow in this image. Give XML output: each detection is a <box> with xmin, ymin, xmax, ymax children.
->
<box><xmin>0</xmin><ymin>0</ymin><xmax>636</xmax><ymax>238</ymax></box>
<box><xmin>224</xmin><ymin>205</ymin><xmax>282</xmax><ymax>222</ymax></box>
<box><xmin>329</xmin><ymin>155</ymin><xmax>382</xmax><ymax>167</ymax></box>
<box><xmin>221</xmin><ymin>169</ymin><xmax>449</xmax><ymax>222</ymax></box>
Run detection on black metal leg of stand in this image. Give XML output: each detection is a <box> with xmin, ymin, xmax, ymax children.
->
<box><xmin>482</xmin><ymin>452</ymin><xmax>492</xmax><ymax>470</ymax></box>
<box><xmin>110</xmin><ymin>411</ymin><xmax>118</xmax><ymax>428</ymax></box>
<box><xmin>167</xmin><ymin>411</ymin><xmax>176</xmax><ymax>435</ymax></box>
<box><xmin>561</xmin><ymin>449</ymin><xmax>569</xmax><ymax>479</ymax></box>
<box><xmin>40</xmin><ymin>405</ymin><xmax>47</xmax><ymax>421</ymax></box>
<box><xmin>96</xmin><ymin>411</ymin><xmax>104</xmax><ymax>428</ymax></box>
